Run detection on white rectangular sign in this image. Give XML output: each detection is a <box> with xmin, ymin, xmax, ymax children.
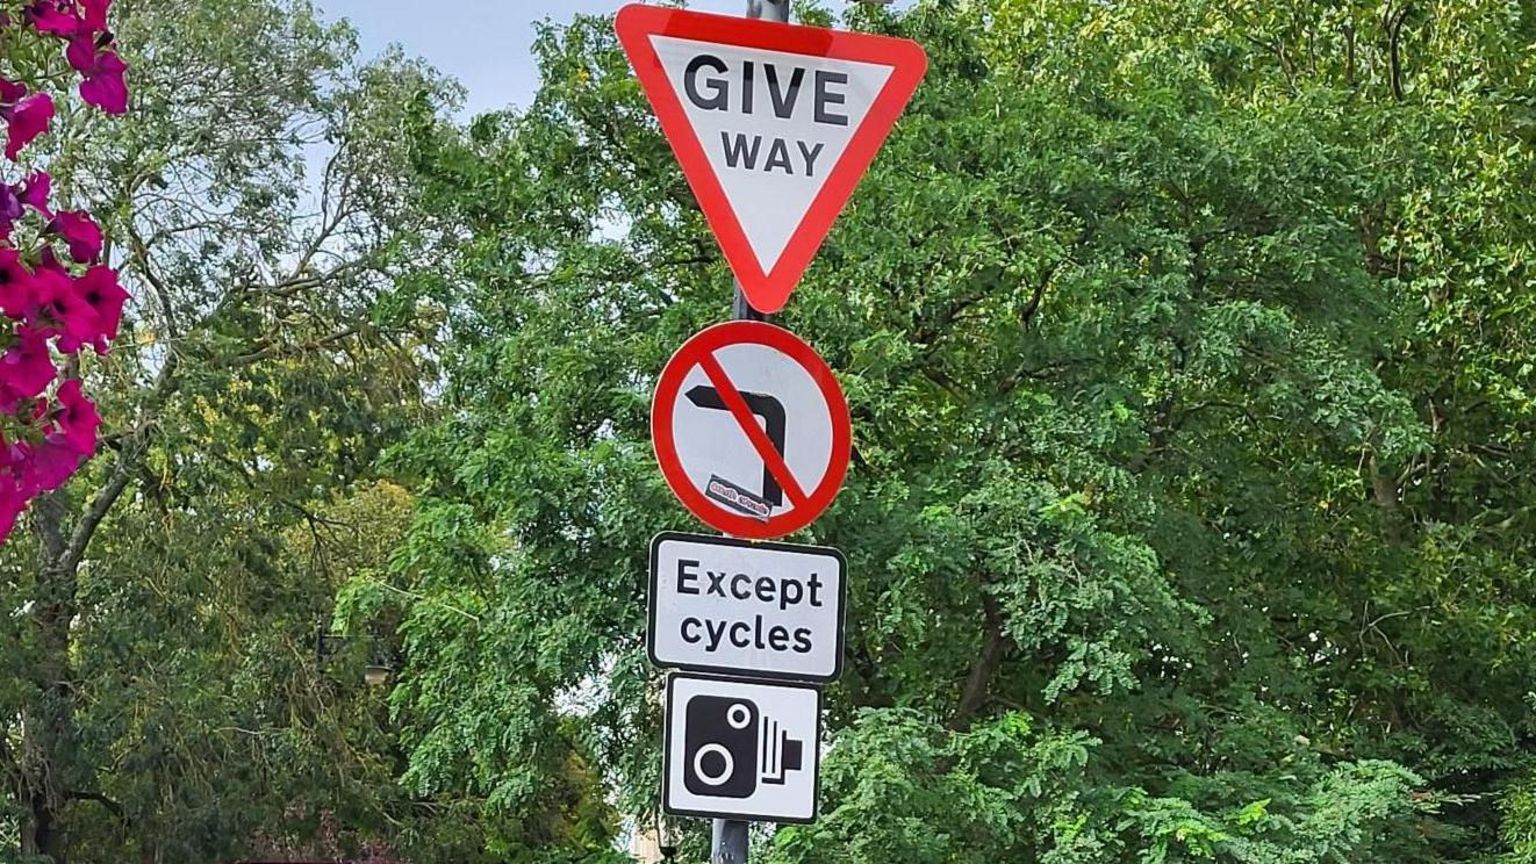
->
<box><xmin>649</xmin><ymin>532</ymin><xmax>846</xmax><ymax>682</ymax></box>
<box><xmin>664</xmin><ymin>674</ymin><xmax>822</xmax><ymax>823</ymax></box>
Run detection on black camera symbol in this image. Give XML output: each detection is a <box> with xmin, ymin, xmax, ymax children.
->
<box><xmin>683</xmin><ymin>696</ymin><xmax>805</xmax><ymax>798</ymax></box>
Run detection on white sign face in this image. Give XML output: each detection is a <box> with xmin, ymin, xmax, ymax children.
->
<box><xmin>649</xmin><ymin>35</ymin><xmax>894</xmax><ymax>273</ymax></box>
<box><xmin>664</xmin><ymin>674</ymin><xmax>822</xmax><ymax>823</ymax></box>
<box><xmin>652</xmin><ymin>322</ymin><xmax>851</xmax><ymax>540</ymax></box>
<box><xmin>669</xmin><ymin>339</ymin><xmax>834</xmax><ymax>523</ymax></box>
<box><xmin>650</xmin><ymin>533</ymin><xmax>846</xmax><ymax>682</ymax></box>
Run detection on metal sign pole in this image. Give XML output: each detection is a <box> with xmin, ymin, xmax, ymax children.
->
<box><xmin>735</xmin><ymin>0</ymin><xmax>791</xmax><ymax>331</ymax></box>
<box><xmin>728</xmin><ymin>0</ymin><xmax>788</xmax><ymax>328</ymax></box>
<box><xmin>716</xmin><ymin>0</ymin><xmax>785</xmax><ymax>845</ymax></box>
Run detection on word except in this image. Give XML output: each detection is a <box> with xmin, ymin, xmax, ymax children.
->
<box><xmin>676</xmin><ymin>558</ymin><xmax>828</xmax><ymax>609</ymax></box>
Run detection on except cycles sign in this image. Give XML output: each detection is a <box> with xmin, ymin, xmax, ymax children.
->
<box><xmin>649</xmin><ymin>532</ymin><xmax>846</xmax><ymax>682</ymax></box>
<box><xmin>651</xmin><ymin>321</ymin><xmax>851</xmax><ymax>540</ymax></box>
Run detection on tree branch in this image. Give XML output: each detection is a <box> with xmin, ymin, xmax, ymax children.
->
<box><xmin>62</xmin><ymin>350</ymin><xmax>181</xmax><ymax>573</ymax></box>
<box><xmin>125</xmin><ymin>222</ymin><xmax>182</xmax><ymax>340</ymax></box>
<box><xmin>953</xmin><ymin>592</ymin><xmax>1008</xmax><ymax>730</ymax></box>
<box><xmin>1019</xmin><ymin>259</ymin><xmax>1062</xmax><ymax>329</ymax></box>
<box><xmin>215</xmin><ymin>324</ymin><xmax>364</xmax><ymax>368</ymax></box>
<box><xmin>66</xmin><ymin>789</ymin><xmax>127</xmax><ymax>825</ymax></box>
<box><xmin>1386</xmin><ymin>3</ymin><xmax>1409</xmax><ymax>102</ymax></box>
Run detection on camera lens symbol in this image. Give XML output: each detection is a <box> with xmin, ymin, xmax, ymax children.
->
<box><xmin>683</xmin><ymin>695</ymin><xmax>806</xmax><ymax>799</ymax></box>
<box><xmin>684</xmin><ymin>697</ymin><xmax>759</xmax><ymax>798</ymax></box>
<box><xmin>692</xmin><ymin>743</ymin><xmax>735</xmax><ymax>787</ymax></box>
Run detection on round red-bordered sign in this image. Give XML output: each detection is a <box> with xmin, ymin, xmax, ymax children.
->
<box><xmin>652</xmin><ymin>321</ymin><xmax>851</xmax><ymax>540</ymax></box>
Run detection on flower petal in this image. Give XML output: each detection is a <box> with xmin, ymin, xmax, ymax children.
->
<box><xmin>52</xmin><ymin>378</ymin><xmax>100</xmax><ymax>454</ymax></box>
<box><xmin>5</xmin><ymin>92</ymin><xmax>54</xmax><ymax>160</ymax></box>
<box><xmin>51</xmin><ymin>211</ymin><xmax>102</xmax><ymax>262</ymax></box>
<box><xmin>25</xmin><ymin>1</ymin><xmax>80</xmax><ymax>37</ymax></box>
<box><xmin>0</xmin><ymin>326</ymin><xmax>57</xmax><ymax>408</ymax></box>
<box><xmin>75</xmin><ymin>265</ymin><xmax>126</xmax><ymax>350</ymax></box>
<box><xmin>0</xmin><ymin>249</ymin><xmax>36</xmax><ymax>319</ymax></box>
<box><xmin>80</xmin><ymin>0</ymin><xmax>108</xmax><ymax>31</ymax></box>
<box><xmin>20</xmin><ymin>171</ymin><xmax>52</xmax><ymax>214</ymax></box>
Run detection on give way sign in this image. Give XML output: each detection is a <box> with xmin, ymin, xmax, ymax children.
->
<box><xmin>616</xmin><ymin>5</ymin><xmax>927</xmax><ymax>314</ymax></box>
<box><xmin>652</xmin><ymin>321</ymin><xmax>851</xmax><ymax>540</ymax></box>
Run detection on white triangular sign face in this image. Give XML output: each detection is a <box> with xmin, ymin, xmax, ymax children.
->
<box><xmin>649</xmin><ymin>35</ymin><xmax>894</xmax><ymax>276</ymax></box>
<box><xmin>617</xmin><ymin>5</ymin><xmax>928</xmax><ymax>313</ymax></box>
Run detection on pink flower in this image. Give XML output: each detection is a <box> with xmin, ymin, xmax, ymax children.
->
<box><xmin>68</xmin><ymin>34</ymin><xmax>128</xmax><ymax>115</ymax></box>
<box><xmin>51</xmin><ymin>211</ymin><xmax>101</xmax><ymax>262</ymax></box>
<box><xmin>0</xmin><ymin>249</ymin><xmax>34</xmax><ymax>319</ymax></box>
<box><xmin>32</xmin><ymin>264</ymin><xmax>98</xmax><ymax>352</ymax></box>
<box><xmin>16</xmin><ymin>437</ymin><xmax>85</xmax><ymax>494</ymax></box>
<box><xmin>23</xmin><ymin>1</ymin><xmax>79</xmax><ymax>37</ymax></box>
<box><xmin>30</xmin><ymin>265</ymin><xmax>125</xmax><ymax>353</ymax></box>
<box><xmin>0</xmin><ymin>0</ymin><xmax>123</xmax><ymax>548</ymax></box>
<box><xmin>51</xmin><ymin>378</ymin><xmax>99</xmax><ymax>454</ymax></box>
<box><xmin>0</xmin><ymin>185</ymin><xmax>21</xmax><ymax>234</ymax></box>
<box><xmin>0</xmin><ymin>327</ymin><xmax>57</xmax><ymax>409</ymax></box>
<box><xmin>5</xmin><ymin>92</ymin><xmax>54</xmax><ymax>160</ymax></box>
<box><xmin>79</xmin><ymin>54</ymin><xmax>127</xmax><ymax>115</ymax></box>
<box><xmin>20</xmin><ymin>171</ymin><xmax>52</xmax><ymax>215</ymax></box>
<box><xmin>74</xmin><ymin>266</ymin><xmax>126</xmax><ymax>351</ymax></box>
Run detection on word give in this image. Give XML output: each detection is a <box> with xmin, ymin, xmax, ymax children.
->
<box><xmin>684</xmin><ymin>54</ymin><xmax>849</xmax><ymax>177</ymax></box>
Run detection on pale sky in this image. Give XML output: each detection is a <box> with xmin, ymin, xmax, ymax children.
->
<box><xmin>313</xmin><ymin>1</ymin><xmax>914</xmax><ymax>116</ymax></box>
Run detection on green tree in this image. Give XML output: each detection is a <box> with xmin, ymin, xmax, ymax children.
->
<box><xmin>0</xmin><ymin>0</ymin><xmax>455</xmax><ymax>860</ymax></box>
<box><xmin>386</xmin><ymin>0</ymin><xmax>1536</xmax><ymax>861</ymax></box>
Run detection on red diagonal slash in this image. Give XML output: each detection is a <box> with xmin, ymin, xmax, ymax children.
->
<box><xmin>696</xmin><ymin>352</ymin><xmax>809</xmax><ymax>509</ymax></box>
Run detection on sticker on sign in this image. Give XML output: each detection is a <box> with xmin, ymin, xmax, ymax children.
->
<box><xmin>652</xmin><ymin>321</ymin><xmax>851</xmax><ymax>540</ymax></box>
<box><xmin>650</xmin><ymin>532</ymin><xmax>846</xmax><ymax>682</ymax></box>
<box><xmin>616</xmin><ymin>5</ymin><xmax>927</xmax><ymax>313</ymax></box>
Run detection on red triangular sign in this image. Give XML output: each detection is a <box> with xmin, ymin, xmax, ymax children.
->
<box><xmin>616</xmin><ymin>4</ymin><xmax>927</xmax><ymax>314</ymax></box>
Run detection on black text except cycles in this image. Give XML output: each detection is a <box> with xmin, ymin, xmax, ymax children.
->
<box><xmin>674</xmin><ymin>558</ymin><xmax>826</xmax><ymax>656</ymax></box>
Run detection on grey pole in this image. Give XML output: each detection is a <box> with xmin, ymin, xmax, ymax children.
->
<box><xmin>711</xmin><ymin>817</ymin><xmax>750</xmax><ymax>864</ymax></box>
<box><xmin>733</xmin><ymin>0</ymin><xmax>791</xmax><ymax>333</ymax></box>
<box><xmin>731</xmin><ymin>0</ymin><xmax>790</xmax><ymax>330</ymax></box>
<box><xmin>714</xmin><ymin>2</ymin><xmax>788</xmax><ymax>862</ymax></box>
<box><xmin>716</xmin><ymin>0</ymin><xmax>782</xmax><ymax>831</ymax></box>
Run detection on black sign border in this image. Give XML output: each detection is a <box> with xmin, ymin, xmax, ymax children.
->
<box><xmin>648</xmin><ymin>531</ymin><xmax>848</xmax><ymax>683</ymax></box>
<box><xmin>661</xmin><ymin>672</ymin><xmax>824</xmax><ymax>824</ymax></box>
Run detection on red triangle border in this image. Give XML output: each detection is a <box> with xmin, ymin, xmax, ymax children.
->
<box><xmin>616</xmin><ymin>4</ymin><xmax>927</xmax><ymax>314</ymax></box>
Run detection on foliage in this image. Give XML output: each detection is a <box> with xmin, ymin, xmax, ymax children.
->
<box><xmin>1</xmin><ymin>0</ymin><xmax>1531</xmax><ymax>860</ymax></box>
<box><xmin>0</xmin><ymin>0</ymin><xmax>459</xmax><ymax>860</ymax></box>
<box><xmin>385</xmin><ymin>0</ymin><xmax>1536</xmax><ymax>861</ymax></box>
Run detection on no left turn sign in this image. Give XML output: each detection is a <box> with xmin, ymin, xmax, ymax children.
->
<box><xmin>653</xmin><ymin>321</ymin><xmax>851</xmax><ymax>540</ymax></box>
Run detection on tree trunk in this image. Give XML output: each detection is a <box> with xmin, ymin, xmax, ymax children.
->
<box><xmin>19</xmin><ymin>492</ymin><xmax>81</xmax><ymax>864</ymax></box>
<box><xmin>953</xmin><ymin>593</ymin><xmax>1008</xmax><ymax>731</ymax></box>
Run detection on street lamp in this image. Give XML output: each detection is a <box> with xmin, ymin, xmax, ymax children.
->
<box><xmin>315</xmin><ymin>620</ymin><xmax>395</xmax><ymax>687</ymax></box>
<box><xmin>363</xmin><ymin>663</ymin><xmax>392</xmax><ymax>687</ymax></box>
